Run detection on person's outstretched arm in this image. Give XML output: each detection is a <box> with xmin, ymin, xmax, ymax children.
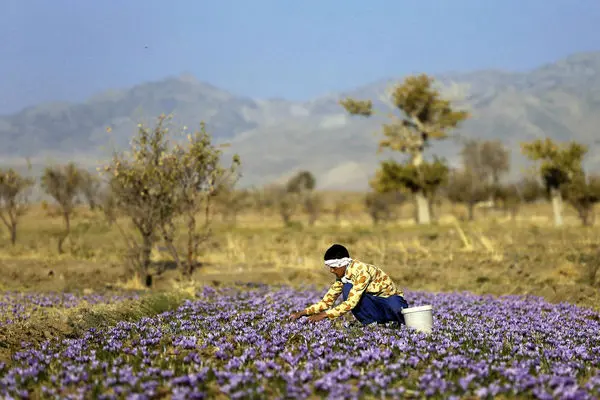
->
<box><xmin>290</xmin><ymin>281</ymin><xmax>343</xmax><ymax>319</ymax></box>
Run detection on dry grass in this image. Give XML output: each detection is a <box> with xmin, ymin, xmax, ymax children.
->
<box><xmin>0</xmin><ymin>199</ymin><xmax>598</xmax><ymax>312</ymax></box>
<box><xmin>0</xmin><ymin>290</ymin><xmax>194</xmax><ymax>365</ymax></box>
<box><xmin>0</xmin><ymin>197</ymin><xmax>599</xmax><ymax>365</ymax></box>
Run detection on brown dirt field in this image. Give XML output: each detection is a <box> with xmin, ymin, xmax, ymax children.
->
<box><xmin>0</xmin><ymin>202</ymin><xmax>598</xmax><ymax>306</ymax></box>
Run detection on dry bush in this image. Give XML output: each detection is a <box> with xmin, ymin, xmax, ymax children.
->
<box><xmin>102</xmin><ymin>115</ymin><xmax>240</xmax><ymax>285</ymax></box>
<box><xmin>364</xmin><ymin>191</ymin><xmax>405</xmax><ymax>225</ymax></box>
<box><xmin>215</xmin><ymin>187</ymin><xmax>252</xmax><ymax>225</ymax></box>
<box><xmin>563</xmin><ymin>174</ymin><xmax>600</xmax><ymax>226</ymax></box>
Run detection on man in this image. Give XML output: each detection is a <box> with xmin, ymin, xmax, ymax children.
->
<box><xmin>289</xmin><ymin>244</ymin><xmax>409</xmax><ymax>325</ymax></box>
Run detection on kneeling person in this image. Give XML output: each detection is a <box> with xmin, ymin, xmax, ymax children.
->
<box><xmin>289</xmin><ymin>244</ymin><xmax>409</xmax><ymax>325</ymax></box>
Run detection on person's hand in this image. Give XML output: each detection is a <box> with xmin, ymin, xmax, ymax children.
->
<box><xmin>289</xmin><ymin>311</ymin><xmax>307</xmax><ymax>320</ymax></box>
<box><xmin>308</xmin><ymin>312</ymin><xmax>328</xmax><ymax>323</ymax></box>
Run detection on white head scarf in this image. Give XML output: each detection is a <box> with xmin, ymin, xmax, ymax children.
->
<box><xmin>324</xmin><ymin>257</ymin><xmax>353</xmax><ymax>269</ymax></box>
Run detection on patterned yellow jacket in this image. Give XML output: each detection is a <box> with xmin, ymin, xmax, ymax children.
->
<box><xmin>303</xmin><ymin>259</ymin><xmax>403</xmax><ymax>319</ymax></box>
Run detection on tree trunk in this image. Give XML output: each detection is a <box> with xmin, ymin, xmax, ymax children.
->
<box><xmin>490</xmin><ymin>173</ymin><xmax>500</xmax><ymax>208</ymax></box>
<box><xmin>58</xmin><ymin>211</ymin><xmax>71</xmax><ymax>254</ymax></box>
<box><xmin>10</xmin><ymin>222</ymin><xmax>17</xmax><ymax>245</ymax></box>
<box><xmin>369</xmin><ymin>211</ymin><xmax>378</xmax><ymax>225</ymax></box>
<box><xmin>141</xmin><ymin>234</ymin><xmax>153</xmax><ymax>287</ymax></box>
<box><xmin>162</xmin><ymin>230</ymin><xmax>183</xmax><ymax>272</ymax></box>
<box><xmin>281</xmin><ymin>210</ymin><xmax>291</xmax><ymax>226</ymax></box>
<box><xmin>510</xmin><ymin>206</ymin><xmax>518</xmax><ymax>221</ymax></box>
<box><xmin>482</xmin><ymin>205</ymin><xmax>491</xmax><ymax>218</ymax></box>
<box><xmin>428</xmin><ymin>199</ymin><xmax>436</xmax><ymax>222</ymax></box>
<box><xmin>550</xmin><ymin>187</ymin><xmax>564</xmax><ymax>227</ymax></box>
<box><xmin>578</xmin><ymin>207</ymin><xmax>592</xmax><ymax>226</ymax></box>
<box><xmin>412</xmin><ymin>150</ymin><xmax>431</xmax><ymax>225</ymax></box>
<box><xmin>415</xmin><ymin>192</ymin><xmax>431</xmax><ymax>225</ymax></box>
<box><xmin>6</xmin><ymin>211</ymin><xmax>18</xmax><ymax>245</ymax></box>
<box><xmin>187</xmin><ymin>213</ymin><xmax>196</xmax><ymax>276</ymax></box>
<box><xmin>467</xmin><ymin>203</ymin><xmax>475</xmax><ymax>221</ymax></box>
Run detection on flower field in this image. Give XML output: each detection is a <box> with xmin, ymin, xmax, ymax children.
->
<box><xmin>0</xmin><ymin>284</ymin><xmax>599</xmax><ymax>399</ymax></box>
<box><xmin>0</xmin><ymin>292</ymin><xmax>141</xmax><ymax>327</ymax></box>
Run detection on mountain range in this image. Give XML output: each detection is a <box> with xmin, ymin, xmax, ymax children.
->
<box><xmin>1</xmin><ymin>51</ymin><xmax>600</xmax><ymax>190</ymax></box>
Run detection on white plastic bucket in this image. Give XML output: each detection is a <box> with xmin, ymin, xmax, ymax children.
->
<box><xmin>401</xmin><ymin>304</ymin><xmax>433</xmax><ymax>333</ymax></box>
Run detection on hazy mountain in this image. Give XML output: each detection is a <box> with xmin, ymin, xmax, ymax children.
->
<box><xmin>2</xmin><ymin>52</ymin><xmax>600</xmax><ymax>190</ymax></box>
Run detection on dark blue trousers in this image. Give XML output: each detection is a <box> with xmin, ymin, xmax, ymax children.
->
<box><xmin>342</xmin><ymin>282</ymin><xmax>409</xmax><ymax>325</ymax></box>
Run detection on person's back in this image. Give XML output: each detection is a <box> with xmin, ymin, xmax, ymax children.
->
<box><xmin>344</xmin><ymin>259</ymin><xmax>404</xmax><ymax>299</ymax></box>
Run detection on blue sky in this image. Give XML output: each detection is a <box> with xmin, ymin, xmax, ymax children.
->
<box><xmin>1</xmin><ymin>0</ymin><xmax>599</xmax><ymax>114</ymax></box>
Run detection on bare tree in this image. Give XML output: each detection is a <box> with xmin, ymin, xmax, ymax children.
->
<box><xmin>265</xmin><ymin>184</ymin><xmax>297</xmax><ymax>226</ymax></box>
<box><xmin>460</xmin><ymin>139</ymin><xmax>510</xmax><ymax>206</ymax></box>
<box><xmin>563</xmin><ymin>173</ymin><xmax>600</xmax><ymax>226</ymax></box>
<box><xmin>495</xmin><ymin>176</ymin><xmax>543</xmax><ymax>219</ymax></box>
<box><xmin>215</xmin><ymin>186</ymin><xmax>251</xmax><ymax>225</ymax></box>
<box><xmin>303</xmin><ymin>191</ymin><xmax>323</xmax><ymax>226</ymax></box>
<box><xmin>0</xmin><ymin>169</ymin><xmax>35</xmax><ymax>245</ymax></box>
<box><xmin>286</xmin><ymin>171</ymin><xmax>321</xmax><ymax>226</ymax></box>
<box><xmin>480</xmin><ymin>140</ymin><xmax>510</xmax><ymax>188</ymax></box>
<box><xmin>332</xmin><ymin>198</ymin><xmax>351</xmax><ymax>224</ymax></box>
<box><xmin>249</xmin><ymin>186</ymin><xmax>275</xmax><ymax>219</ymax></box>
<box><xmin>170</xmin><ymin>123</ymin><xmax>240</xmax><ymax>275</ymax></box>
<box><xmin>446</xmin><ymin>168</ymin><xmax>490</xmax><ymax>221</ymax></box>
<box><xmin>104</xmin><ymin>116</ymin><xmax>239</xmax><ymax>283</ymax></box>
<box><xmin>78</xmin><ymin>169</ymin><xmax>102</xmax><ymax>210</ymax></box>
<box><xmin>98</xmin><ymin>186</ymin><xmax>117</xmax><ymax>225</ymax></box>
<box><xmin>365</xmin><ymin>191</ymin><xmax>404</xmax><ymax>225</ymax></box>
<box><xmin>41</xmin><ymin>163</ymin><xmax>84</xmax><ymax>253</ymax></box>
